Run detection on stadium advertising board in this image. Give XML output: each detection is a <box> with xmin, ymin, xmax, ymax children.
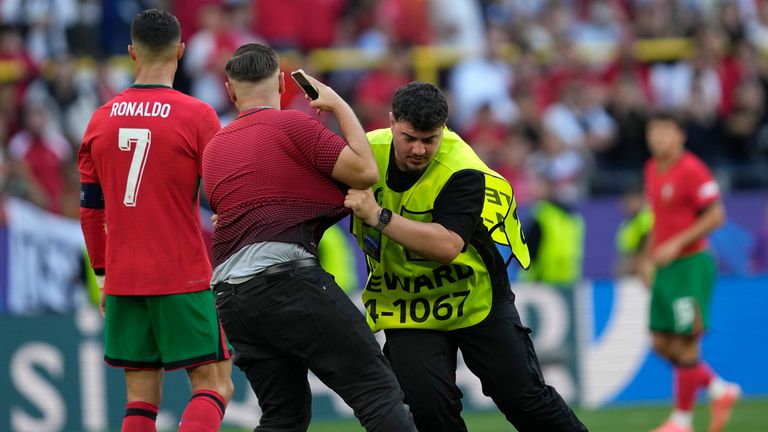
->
<box><xmin>2</xmin><ymin>278</ymin><xmax>767</xmax><ymax>430</ymax></box>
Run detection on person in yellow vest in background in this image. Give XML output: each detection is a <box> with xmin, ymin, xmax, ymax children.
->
<box><xmin>615</xmin><ymin>184</ymin><xmax>653</xmax><ymax>276</ymax></box>
<box><xmin>83</xmin><ymin>249</ymin><xmax>101</xmax><ymax>305</ymax></box>
<box><xmin>317</xmin><ymin>222</ymin><xmax>359</xmax><ymax>294</ymax></box>
<box><xmin>344</xmin><ymin>82</ymin><xmax>586</xmax><ymax>432</ymax></box>
<box><xmin>521</xmin><ymin>170</ymin><xmax>585</xmax><ymax>288</ymax></box>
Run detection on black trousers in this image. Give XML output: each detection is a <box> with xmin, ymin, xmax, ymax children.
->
<box><xmin>384</xmin><ymin>290</ymin><xmax>588</xmax><ymax>432</ymax></box>
<box><xmin>214</xmin><ymin>263</ymin><xmax>415</xmax><ymax>432</ymax></box>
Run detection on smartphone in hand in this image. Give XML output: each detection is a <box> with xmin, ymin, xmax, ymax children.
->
<box><xmin>291</xmin><ymin>69</ymin><xmax>319</xmax><ymax>100</ymax></box>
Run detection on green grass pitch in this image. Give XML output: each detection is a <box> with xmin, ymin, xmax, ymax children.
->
<box><xmin>218</xmin><ymin>398</ymin><xmax>768</xmax><ymax>432</ymax></box>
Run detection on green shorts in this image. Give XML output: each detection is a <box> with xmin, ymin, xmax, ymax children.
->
<box><xmin>650</xmin><ymin>251</ymin><xmax>716</xmax><ymax>335</ymax></box>
<box><xmin>104</xmin><ymin>289</ymin><xmax>231</xmax><ymax>370</ymax></box>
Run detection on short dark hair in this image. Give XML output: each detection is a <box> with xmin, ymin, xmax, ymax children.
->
<box><xmin>392</xmin><ymin>82</ymin><xmax>449</xmax><ymax>131</ymax></box>
<box><xmin>647</xmin><ymin>110</ymin><xmax>687</xmax><ymax>130</ymax></box>
<box><xmin>225</xmin><ymin>44</ymin><xmax>280</xmax><ymax>82</ymax></box>
<box><xmin>130</xmin><ymin>9</ymin><xmax>181</xmax><ymax>52</ymax></box>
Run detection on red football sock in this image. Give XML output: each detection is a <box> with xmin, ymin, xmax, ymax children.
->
<box><xmin>122</xmin><ymin>401</ymin><xmax>158</xmax><ymax>432</ymax></box>
<box><xmin>675</xmin><ymin>362</ymin><xmax>714</xmax><ymax>411</ymax></box>
<box><xmin>178</xmin><ymin>390</ymin><xmax>227</xmax><ymax>432</ymax></box>
<box><xmin>694</xmin><ymin>361</ymin><xmax>715</xmax><ymax>387</ymax></box>
<box><xmin>675</xmin><ymin>365</ymin><xmax>697</xmax><ymax>411</ymax></box>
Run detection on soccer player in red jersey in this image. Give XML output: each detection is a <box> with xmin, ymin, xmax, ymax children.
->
<box><xmin>641</xmin><ymin>112</ymin><xmax>741</xmax><ymax>432</ymax></box>
<box><xmin>203</xmin><ymin>44</ymin><xmax>415</xmax><ymax>431</ymax></box>
<box><xmin>78</xmin><ymin>10</ymin><xmax>233</xmax><ymax>432</ymax></box>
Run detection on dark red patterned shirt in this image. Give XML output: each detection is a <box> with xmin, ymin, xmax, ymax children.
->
<box><xmin>202</xmin><ymin>108</ymin><xmax>349</xmax><ymax>267</ymax></box>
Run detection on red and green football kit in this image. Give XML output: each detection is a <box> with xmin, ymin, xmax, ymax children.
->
<box><xmin>79</xmin><ymin>84</ymin><xmax>230</xmax><ymax>368</ymax></box>
<box><xmin>644</xmin><ymin>151</ymin><xmax>720</xmax><ymax>334</ymax></box>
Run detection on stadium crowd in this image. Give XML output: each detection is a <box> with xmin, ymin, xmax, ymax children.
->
<box><xmin>2</xmin><ymin>0</ymin><xmax>768</xmax><ymax>214</ymax></box>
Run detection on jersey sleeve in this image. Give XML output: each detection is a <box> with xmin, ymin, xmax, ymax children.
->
<box><xmin>433</xmin><ymin>170</ymin><xmax>485</xmax><ymax>246</ymax></box>
<box><xmin>687</xmin><ymin>158</ymin><xmax>720</xmax><ymax>210</ymax></box>
<box><xmin>78</xmin><ymin>129</ymin><xmax>106</xmax><ymax>275</ymax></box>
<box><xmin>642</xmin><ymin>159</ymin><xmax>653</xmax><ymax>201</ymax></box>
<box><xmin>196</xmin><ymin>105</ymin><xmax>222</xmax><ymax>176</ymax></box>
<box><xmin>290</xmin><ymin>112</ymin><xmax>346</xmax><ymax>176</ymax></box>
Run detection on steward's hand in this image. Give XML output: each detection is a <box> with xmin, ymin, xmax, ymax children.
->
<box><xmin>344</xmin><ymin>188</ymin><xmax>380</xmax><ymax>227</ymax></box>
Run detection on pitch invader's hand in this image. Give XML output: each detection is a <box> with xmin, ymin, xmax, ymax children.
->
<box><xmin>303</xmin><ymin>74</ymin><xmax>344</xmax><ymax>115</ymax></box>
<box><xmin>344</xmin><ymin>188</ymin><xmax>380</xmax><ymax>227</ymax></box>
<box><xmin>96</xmin><ymin>275</ymin><xmax>106</xmax><ymax>318</ymax></box>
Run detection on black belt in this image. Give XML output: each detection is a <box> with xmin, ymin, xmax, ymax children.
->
<box><xmin>257</xmin><ymin>257</ymin><xmax>319</xmax><ymax>277</ymax></box>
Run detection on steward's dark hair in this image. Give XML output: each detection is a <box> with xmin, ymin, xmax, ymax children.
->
<box><xmin>391</xmin><ymin>82</ymin><xmax>449</xmax><ymax>131</ymax></box>
<box><xmin>225</xmin><ymin>43</ymin><xmax>280</xmax><ymax>82</ymax></box>
<box><xmin>647</xmin><ymin>110</ymin><xmax>687</xmax><ymax>130</ymax></box>
<box><xmin>130</xmin><ymin>9</ymin><xmax>181</xmax><ymax>52</ymax></box>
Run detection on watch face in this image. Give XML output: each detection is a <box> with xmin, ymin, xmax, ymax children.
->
<box><xmin>380</xmin><ymin>208</ymin><xmax>392</xmax><ymax>223</ymax></box>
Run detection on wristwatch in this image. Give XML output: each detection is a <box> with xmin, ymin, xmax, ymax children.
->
<box><xmin>374</xmin><ymin>208</ymin><xmax>392</xmax><ymax>232</ymax></box>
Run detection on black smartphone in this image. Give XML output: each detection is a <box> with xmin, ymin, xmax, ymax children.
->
<box><xmin>291</xmin><ymin>69</ymin><xmax>319</xmax><ymax>100</ymax></box>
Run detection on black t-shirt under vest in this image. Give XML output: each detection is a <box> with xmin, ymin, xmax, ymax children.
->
<box><xmin>386</xmin><ymin>148</ymin><xmax>511</xmax><ymax>296</ymax></box>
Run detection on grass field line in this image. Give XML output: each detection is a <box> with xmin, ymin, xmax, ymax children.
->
<box><xmin>214</xmin><ymin>398</ymin><xmax>768</xmax><ymax>432</ymax></box>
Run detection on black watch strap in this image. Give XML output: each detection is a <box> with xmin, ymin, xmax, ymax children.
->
<box><xmin>374</xmin><ymin>208</ymin><xmax>392</xmax><ymax>232</ymax></box>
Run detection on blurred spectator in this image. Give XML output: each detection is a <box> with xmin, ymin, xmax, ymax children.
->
<box><xmin>66</xmin><ymin>0</ymin><xmax>102</xmax><ymax>57</ymax></box>
<box><xmin>520</xmin><ymin>169</ymin><xmax>585</xmax><ymax>287</ymax></box>
<box><xmin>298</xmin><ymin>0</ymin><xmax>347</xmax><ymax>50</ymax></box>
<box><xmin>449</xmin><ymin>24</ymin><xmax>517</xmax><ymax>131</ymax></box>
<box><xmin>94</xmin><ymin>59</ymin><xmax>131</xmax><ymax>105</ymax></box>
<box><xmin>100</xmin><ymin>0</ymin><xmax>168</xmax><ymax>55</ymax></box>
<box><xmin>649</xmin><ymin>60</ymin><xmax>696</xmax><ymax>111</ymax></box>
<box><xmin>253</xmin><ymin>0</ymin><xmax>302</xmax><ymax>50</ymax></box>
<box><xmin>542</xmin><ymin>80</ymin><xmax>617</xmax><ymax>153</ymax></box>
<box><xmin>0</xmin><ymin>84</ymin><xmax>22</xmax><ymax>141</ymax></box>
<box><xmin>719</xmin><ymin>1</ymin><xmax>746</xmax><ymax>45</ymax></box>
<box><xmin>528</xmin><ymin>127</ymin><xmax>587</xmax><ymax>205</ymax></box>
<box><xmin>26</xmin><ymin>55</ymin><xmax>99</xmax><ymax>145</ymax></box>
<box><xmin>185</xmin><ymin>3</ymin><xmax>262</xmax><ymax>114</ymax></box>
<box><xmin>7</xmin><ymin>103</ymin><xmax>71</xmax><ymax>214</ymax></box>
<box><xmin>353</xmin><ymin>46</ymin><xmax>411</xmax><ymax>130</ymax></box>
<box><xmin>634</xmin><ymin>0</ymin><xmax>691</xmax><ymax>38</ymax></box>
<box><xmin>376</xmin><ymin>0</ymin><xmax>432</xmax><ymax>46</ymax></box>
<box><xmin>602</xmin><ymin>73</ymin><xmax>650</xmax><ymax>172</ymax></box>
<box><xmin>429</xmin><ymin>0</ymin><xmax>485</xmax><ymax>55</ymax></box>
<box><xmin>172</xmin><ymin>0</ymin><xmax>215</xmax><ymax>41</ymax></box>
<box><xmin>722</xmin><ymin>79</ymin><xmax>767</xmax><ymax>162</ymax></box>
<box><xmin>570</xmin><ymin>0</ymin><xmax>626</xmax><ymax>64</ymax></box>
<box><xmin>536</xmin><ymin>36</ymin><xmax>592</xmax><ymax>110</ymax></box>
<box><xmin>1</xmin><ymin>0</ymin><xmax>77</xmax><ymax>64</ymax></box>
<box><xmin>685</xmin><ymin>76</ymin><xmax>727</xmax><ymax>166</ymax></box>
<box><xmin>599</xmin><ymin>39</ymin><xmax>653</xmax><ymax>103</ymax></box>
<box><xmin>255</xmin><ymin>0</ymin><xmax>346</xmax><ymax>51</ymax></box>
<box><xmin>0</xmin><ymin>26</ymin><xmax>39</xmax><ymax>105</ymax></box>
<box><xmin>463</xmin><ymin>103</ymin><xmax>509</xmax><ymax>158</ymax></box>
<box><xmin>746</xmin><ymin>0</ymin><xmax>768</xmax><ymax>53</ymax></box>
<box><xmin>494</xmin><ymin>129</ymin><xmax>534</xmax><ymax>205</ymax></box>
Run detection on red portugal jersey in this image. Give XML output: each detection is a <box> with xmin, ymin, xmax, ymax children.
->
<box><xmin>644</xmin><ymin>151</ymin><xmax>720</xmax><ymax>257</ymax></box>
<box><xmin>202</xmin><ymin>108</ymin><xmax>348</xmax><ymax>267</ymax></box>
<box><xmin>79</xmin><ymin>85</ymin><xmax>221</xmax><ymax>296</ymax></box>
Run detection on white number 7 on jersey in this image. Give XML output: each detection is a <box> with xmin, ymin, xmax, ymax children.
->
<box><xmin>118</xmin><ymin>128</ymin><xmax>151</xmax><ymax>207</ymax></box>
